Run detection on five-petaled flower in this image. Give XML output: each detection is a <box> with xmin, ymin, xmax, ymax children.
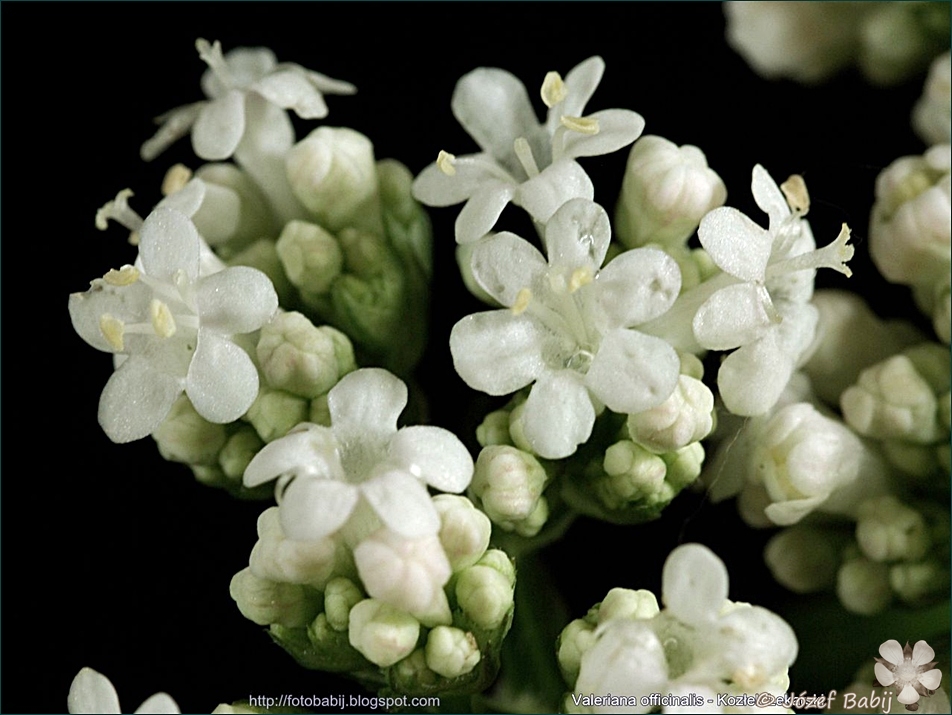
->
<box><xmin>875</xmin><ymin>639</ymin><xmax>943</xmax><ymax>710</ymax></box>
<box><xmin>69</xmin><ymin>207</ymin><xmax>278</xmax><ymax>443</ymax></box>
<box><xmin>450</xmin><ymin>198</ymin><xmax>682</xmax><ymax>459</ymax></box>
<box><xmin>68</xmin><ymin>667</ymin><xmax>178</xmax><ymax>714</ymax></box>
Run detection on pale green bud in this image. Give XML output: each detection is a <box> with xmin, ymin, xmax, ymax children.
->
<box><xmin>432</xmin><ymin>494</ymin><xmax>491</xmax><ymax>572</ymax></box>
<box><xmin>249</xmin><ymin>508</ymin><xmax>340</xmax><ymax>589</ymax></box>
<box><xmin>660</xmin><ymin>442</ymin><xmax>705</xmax><ymax>490</ymax></box>
<box><xmin>347</xmin><ymin>599</ymin><xmax>420</xmax><ymax>667</ymax></box>
<box><xmin>507</xmin><ymin>401</ymin><xmax>534</xmax><ymax>454</ymax></box>
<box><xmin>913</xmin><ymin>51</ymin><xmax>951</xmax><ymax>147</ymax></box>
<box><xmin>191</xmin><ymin>464</ymin><xmax>227</xmax><ymax>488</ymax></box>
<box><xmin>859</xmin><ymin>2</ymin><xmax>952</xmax><ymax>86</ymax></box>
<box><xmin>276</xmin><ymin>220</ymin><xmax>344</xmax><ymax>294</ymax></box>
<box><xmin>476</xmin><ymin>409</ymin><xmax>514</xmax><ymax>448</ymax></box>
<box><xmin>229</xmin><ymin>567</ymin><xmax>318</xmax><ymax>628</ymax></box>
<box><xmin>679</xmin><ymin>352</ymin><xmax>705</xmax><ymax>380</ymax></box>
<box><xmin>324</xmin><ymin>577</ymin><xmax>364</xmax><ymax>632</ymax></box>
<box><xmin>219</xmin><ymin>427</ymin><xmax>264</xmax><ymax>481</ymax></box>
<box><xmin>557</xmin><ymin>619</ymin><xmax>597</xmax><ymax>686</ymax></box>
<box><xmin>904</xmin><ymin>342</ymin><xmax>952</xmax><ymax>395</ymax></box>
<box><xmin>890</xmin><ymin>560</ymin><xmax>950</xmax><ymax>605</ymax></box>
<box><xmin>456</xmin><ymin>240</ymin><xmax>500</xmax><ymax>306</ymax></box>
<box><xmin>245</xmin><ymin>388</ymin><xmax>310</xmax><ymax>443</ymax></box>
<box><xmin>856</xmin><ymin>496</ymin><xmax>930</xmax><ymax>562</ymax></box>
<box><xmin>153</xmin><ymin>394</ymin><xmax>228</xmax><ymax>466</ymax></box>
<box><xmin>390</xmin><ymin>649</ymin><xmax>441</xmax><ymax>691</ymax></box>
<box><xmin>286</xmin><ymin>127</ymin><xmax>381</xmax><ymax>234</ymax></box>
<box><xmin>425</xmin><ymin>626</ymin><xmax>481</xmax><ymax>678</ymax></box>
<box><xmin>764</xmin><ymin>525</ymin><xmax>847</xmax><ymax>593</ymax></box>
<box><xmin>597</xmin><ymin>588</ymin><xmax>660</xmax><ymax>625</ymax></box>
<box><xmin>836</xmin><ymin>558</ymin><xmax>893</xmax><ymax>615</ymax></box>
<box><xmin>470</xmin><ymin>446</ymin><xmax>547</xmax><ymax>530</ymax></box>
<box><xmin>598</xmin><ymin>440</ymin><xmax>667</xmax><ymax>510</ymax></box>
<box><xmin>627</xmin><ymin>375</ymin><xmax>714</xmax><ymax>454</ymax></box>
<box><xmin>455</xmin><ymin>564</ymin><xmax>514</xmax><ymax>630</ymax></box>
<box><xmin>841</xmin><ymin>354</ymin><xmax>940</xmax><ymax>443</ymax></box>
<box><xmin>477</xmin><ymin>549</ymin><xmax>516</xmax><ymax>585</ymax></box>
<box><xmin>226</xmin><ymin>239</ymin><xmax>295</xmax><ymax>307</ymax></box>
<box><xmin>513</xmin><ymin>496</ymin><xmax>549</xmax><ymax>538</ymax></box>
<box><xmin>192</xmin><ymin>163</ymin><xmax>275</xmax><ymax>255</ymax></box>
<box><xmin>309</xmin><ymin>393</ymin><xmax>332</xmax><ymax>426</ymax></box>
<box><xmin>257</xmin><ymin>311</ymin><xmax>355</xmax><ymax>398</ymax></box>
<box><xmin>615</xmin><ymin>135</ymin><xmax>727</xmax><ymax>249</ymax></box>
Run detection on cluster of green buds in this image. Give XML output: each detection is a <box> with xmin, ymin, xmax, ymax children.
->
<box><xmin>229</xmin><ymin>494</ymin><xmax>516</xmax><ymax>700</ymax></box>
<box><xmin>152</xmin><ymin>309</ymin><xmax>355</xmax><ymax>495</ymax></box>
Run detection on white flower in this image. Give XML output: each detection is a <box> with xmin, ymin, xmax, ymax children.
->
<box><xmin>68</xmin><ymin>667</ymin><xmax>178</xmax><ymax>714</ymax></box>
<box><xmin>450</xmin><ymin>199</ymin><xmax>681</xmax><ymax>458</ymax></box>
<box><xmin>69</xmin><ymin>207</ymin><xmax>278</xmax><ymax>442</ymax></box>
<box><xmin>913</xmin><ymin>52</ymin><xmax>951</xmax><ymax>146</ymax></box>
<box><xmin>141</xmin><ymin>39</ymin><xmax>356</xmax><ymax>161</ymax></box>
<box><xmin>412</xmin><ymin>56</ymin><xmax>645</xmax><ymax>243</ymax></box>
<box><xmin>243</xmin><ymin>368</ymin><xmax>474</xmax><ymax>542</ymax></box>
<box><xmin>875</xmin><ymin>640</ymin><xmax>943</xmax><ymax>708</ymax></box>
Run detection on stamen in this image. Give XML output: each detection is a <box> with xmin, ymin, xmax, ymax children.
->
<box><xmin>162</xmin><ymin>164</ymin><xmax>193</xmax><ymax>196</ymax></box>
<box><xmin>569</xmin><ymin>267</ymin><xmax>593</xmax><ymax>293</ymax></box>
<box><xmin>780</xmin><ymin>174</ymin><xmax>810</xmax><ymax>216</ymax></box>
<box><xmin>150</xmin><ymin>299</ymin><xmax>177</xmax><ymax>338</ymax></box>
<box><xmin>95</xmin><ymin>189</ymin><xmax>143</xmax><ymax>232</ymax></box>
<box><xmin>103</xmin><ymin>265</ymin><xmax>141</xmax><ymax>286</ymax></box>
<box><xmin>437</xmin><ymin>150</ymin><xmax>457</xmax><ymax>176</ymax></box>
<box><xmin>195</xmin><ymin>38</ymin><xmax>234</xmax><ymax>88</ymax></box>
<box><xmin>560</xmin><ymin>115</ymin><xmax>599</xmax><ymax>135</ymax></box>
<box><xmin>513</xmin><ymin>138</ymin><xmax>540</xmax><ymax>178</ymax></box>
<box><xmin>541</xmin><ymin>71</ymin><xmax>567</xmax><ymax>108</ymax></box>
<box><xmin>99</xmin><ymin>314</ymin><xmax>125</xmax><ymax>351</ymax></box>
<box><xmin>767</xmin><ymin>223</ymin><xmax>855</xmax><ymax>279</ymax></box>
<box><xmin>512</xmin><ymin>288</ymin><xmax>532</xmax><ymax>315</ymax></box>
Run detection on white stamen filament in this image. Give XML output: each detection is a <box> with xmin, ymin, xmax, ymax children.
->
<box><xmin>767</xmin><ymin>223</ymin><xmax>855</xmax><ymax>279</ymax></box>
<box><xmin>560</xmin><ymin>115</ymin><xmax>599</xmax><ymax>135</ymax></box>
<box><xmin>95</xmin><ymin>189</ymin><xmax>143</xmax><ymax>232</ymax></box>
<box><xmin>541</xmin><ymin>71</ymin><xmax>567</xmax><ymax>108</ymax></box>
<box><xmin>437</xmin><ymin>150</ymin><xmax>457</xmax><ymax>176</ymax></box>
<box><xmin>513</xmin><ymin>137</ymin><xmax>540</xmax><ymax>178</ymax></box>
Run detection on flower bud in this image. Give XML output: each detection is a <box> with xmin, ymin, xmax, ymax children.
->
<box><xmin>858</xmin><ymin>2</ymin><xmax>951</xmax><ymax>86</ymax></box>
<box><xmin>347</xmin><ymin>599</ymin><xmax>420</xmax><ymax>667</ymax></box>
<box><xmin>276</xmin><ymin>219</ymin><xmax>344</xmax><ymax>294</ymax></box>
<box><xmin>615</xmin><ymin>136</ymin><xmax>726</xmax><ymax>248</ymax></box>
<box><xmin>324</xmin><ymin>577</ymin><xmax>364</xmax><ymax>632</ymax></box>
<box><xmin>627</xmin><ymin>375</ymin><xmax>714</xmax><ymax>453</ymax></box>
<box><xmin>856</xmin><ymin>496</ymin><xmax>930</xmax><ymax>563</ymax></box>
<box><xmin>597</xmin><ymin>588</ymin><xmax>660</xmax><ymax>625</ymax></box>
<box><xmin>913</xmin><ymin>52</ymin><xmax>951</xmax><ymax>146</ymax></box>
<box><xmin>227</xmin><ymin>239</ymin><xmax>295</xmax><ymax>307</ymax></box>
<box><xmin>869</xmin><ymin>144</ymin><xmax>951</xmax><ymax>289</ymax></box>
<box><xmin>660</xmin><ymin>442</ymin><xmax>705</xmax><ymax>490</ymax></box>
<box><xmin>456</xmin><ymin>240</ymin><xmax>500</xmax><ymax>307</ymax></box>
<box><xmin>890</xmin><ymin>560</ymin><xmax>950</xmax><ymax>605</ymax></box>
<box><xmin>218</xmin><ymin>426</ymin><xmax>264</xmax><ymax>481</ymax></box>
<box><xmin>191</xmin><ymin>163</ymin><xmax>275</xmax><ymax>254</ymax></box>
<box><xmin>248</xmin><ymin>507</ymin><xmax>339</xmax><ymax>589</ymax></box>
<box><xmin>229</xmin><ymin>567</ymin><xmax>318</xmax><ymax>628</ymax></box>
<box><xmin>764</xmin><ymin>525</ymin><xmax>847</xmax><ymax>593</ymax></box>
<box><xmin>514</xmin><ymin>496</ymin><xmax>549</xmax><ymax>538</ymax></box>
<box><xmin>425</xmin><ymin>626</ymin><xmax>481</xmax><ymax>679</ymax></box>
<box><xmin>152</xmin><ymin>394</ymin><xmax>228</xmax><ymax>466</ymax></box>
<box><xmin>455</xmin><ymin>562</ymin><xmax>515</xmax><ymax>631</ymax></box>
<box><xmin>597</xmin><ymin>440</ymin><xmax>667</xmax><ymax>510</ymax></box>
<box><xmin>837</xmin><ymin>558</ymin><xmax>893</xmax><ymax>615</ymax></box>
<box><xmin>389</xmin><ymin>649</ymin><xmax>442</xmax><ymax>691</ymax></box>
<box><xmin>557</xmin><ymin>619</ymin><xmax>597</xmax><ymax>686</ymax></box>
<box><xmin>470</xmin><ymin>446</ymin><xmax>547</xmax><ymax>530</ymax></box>
<box><xmin>432</xmin><ymin>494</ymin><xmax>491</xmax><ymax>571</ymax></box>
<box><xmin>286</xmin><ymin>127</ymin><xmax>381</xmax><ymax>233</ymax></box>
<box><xmin>257</xmin><ymin>311</ymin><xmax>356</xmax><ymax>398</ymax></box>
<box><xmin>245</xmin><ymin>388</ymin><xmax>310</xmax><ymax>443</ymax></box>
<box><xmin>475</xmin><ymin>409</ymin><xmax>514</xmax><ymax>448</ymax></box>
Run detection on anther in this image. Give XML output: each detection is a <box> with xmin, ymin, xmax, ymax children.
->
<box><xmin>103</xmin><ymin>265</ymin><xmax>141</xmax><ymax>287</ymax></box>
<box><xmin>512</xmin><ymin>288</ymin><xmax>532</xmax><ymax>315</ymax></box>
<box><xmin>150</xmin><ymin>299</ymin><xmax>177</xmax><ymax>338</ymax></box>
<box><xmin>541</xmin><ymin>71</ymin><xmax>567</xmax><ymax>108</ymax></box>
<box><xmin>437</xmin><ymin>150</ymin><xmax>457</xmax><ymax>176</ymax></box>
<box><xmin>162</xmin><ymin>164</ymin><xmax>193</xmax><ymax>196</ymax></box>
<box><xmin>99</xmin><ymin>314</ymin><xmax>125</xmax><ymax>351</ymax></box>
<box><xmin>560</xmin><ymin>115</ymin><xmax>599</xmax><ymax>135</ymax></box>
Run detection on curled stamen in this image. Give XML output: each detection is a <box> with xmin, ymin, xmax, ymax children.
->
<box><xmin>560</xmin><ymin>115</ymin><xmax>599</xmax><ymax>135</ymax></box>
<box><xmin>780</xmin><ymin>174</ymin><xmax>810</xmax><ymax>216</ymax></box>
<box><xmin>512</xmin><ymin>288</ymin><xmax>532</xmax><ymax>315</ymax></box>
<box><xmin>95</xmin><ymin>189</ymin><xmax>143</xmax><ymax>232</ymax></box>
<box><xmin>103</xmin><ymin>265</ymin><xmax>141</xmax><ymax>287</ymax></box>
<box><xmin>513</xmin><ymin>138</ymin><xmax>540</xmax><ymax>178</ymax></box>
<box><xmin>150</xmin><ymin>300</ymin><xmax>177</xmax><ymax>338</ymax></box>
<box><xmin>437</xmin><ymin>150</ymin><xmax>457</xmax><ymax>176</ymax></box>
<box><xmin>99</xmin><ymin>314</ymin><xmax>125</xmax><ymax>351</ymax></box>
<box><xmin>541</xmin><ymin>71</ymin><xmax>567</xmax><ymax>108</ymax></box>
<box><xmin>162</xmin><ymin>164</ymin><xmax>193</xmax><ymax>196</ymax></box>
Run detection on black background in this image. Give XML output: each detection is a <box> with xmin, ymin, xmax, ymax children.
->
<box><xmin>1</xmin><ymin>2</ymin><xmax>935</xmax><ymax>713</ymax></box>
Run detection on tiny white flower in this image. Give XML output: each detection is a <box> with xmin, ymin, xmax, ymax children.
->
<box><xmin>451</xmin><ymin>199</ymin><xmax>681</xmax><ymax>458</ymax></box>
<box><xmin>68</xmin><ymin>667</ymin><xmax>178</xmax><ymax>714</ymax></box>
<box><xmin>69</xmin><ymin>207</ymin><xmax>279</xmax><ymax>442</ymax></box>
<box><xmin>875</xmin><ymin>639</ymin><xmax>943</xmax><ymax>708</ymax></box>
<box><xmin>141</xmin><ymin>39</ymin><xmax>356</xmax><ymax>161</ymax></box>
<box><xmin>243</xmin><ymin>368</ymin><xmax>474</xmax><ymax>542</ymax></box>
<box><xmin>412</xmin><ymin>57</ymin><xmax>644</xmax><ymax>243</ymax></box>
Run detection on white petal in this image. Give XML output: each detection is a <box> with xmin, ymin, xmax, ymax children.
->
<box><xmin>879</xmin><ymin>639</ymin><xmax>905</xmax><ymax>666</ymax></box>
<box><xmin>388</xmin><ymin>426</ymin><xmax>474</xmax><ymax>493</ymax></box>
<box><xmin>192</xmin><ymin>90</ymin><xmax>246</xmax><ymax>160</ymax></box>
<box><xmin>912</xmin><ymin>640</ymin><xmax>937</xmax><ymax>666</ymax></box>
<box><xmin>455</xmin><ymin>182</ymin><xmax>516</xmax><ymax>244</ymax></box>
<box><xmin>67</xmin><ymin>668</ymin><xmax>121</xmax><ymax>714</ymax></box>
<box><xmin>576</xmin><ymin>620</ymin><xmax>667</xmax><ymax>705</ymax></box>
<box><xmin>918</xmin><ymin>668</ymin><xmax>943</xmax><ymax>690</ymax></box>
<box><xmin>897</xmin><ymin>684</ymin><xmax>921</xmax><ymax>705</ymax></box>
<box><xmin>450</xmin><ymin>311</ymin><xmax>546</xmax><ymax>395</ymax></box>
<box><xmin>595</xmin><ymin>247</ymin><xmax>681</xmax><ymax>327</ymax></box>
<box><xmin>763</xmin><ymin>495</ymin><xmax>827</xmax><ymax>526</ymax></box>
<box><xmin>693</xmin><ymin>283</ymin><xmax>775</xmax><ymax>351</ymax></box>
<box><xmin>328</xmin><ymin>368</ymin><xmax>407</xmax><ymax>442</ymax></box>
<box><xmin>451</xmin><ymin>67</ymin><xmax>539</xmax><ymax>162</ymax></box>
<box><xmin>585</xmin><ymin>329</ymin><xmax>680</xmax><ymax>414</ymax></box>
<box><xmin>558</xmin><ymin>109</ymin><xmax>645</xmax><ymax>160</ymax></box>
<box><xmin>698</xmin><ymin>206</ymin><xmax>772</xmax><ymax>282</ymax></box>
<box><xmin>243</xmin><ymin>425</ymin><xmax>339</xmax><ymax>487</ymax></box>
<box><xmin>361</xmin><ymin>470</ymin><xmax>441</xmax><ymax>537</ymax></box>
<box><xmin>560</xmin><ymin>56</ymin><xmax>605</xmax><ymax>119</ymax></box>
<box><xmin>235</xmin><ymin>92</ymin><xmax>294</xmax><ymax>156</ymax></box>
<box><xmin>253</xmin><ymin>70</ymin><xmax>328</xmax><ymax>118</ymax></box>
<box><xmin>874</xmin><ymin>662</ymin><xmax>897</xmax><ymax>687</ymax></box>
<box><xmin>470</xmin><ymin>232</ymin><xmax>547</xmax><ymax>306</ymax></box>
<box><xmin>543</xmin><ymin>198</ymin><xmax>611</xmax><ymax>270</ymax></box>
<box><xmin>303</xmin><ymin>68</ymin><xmax>357</xmax><ymax>95</ymax></box>
<box><xmin>138</xmin><ymin>208</ymin><xmax>202</xmax><ymax>282</ymax></box>
<box><xmin>134</xmin><ymin>693</ymin><xmax>180</xmax><ymax>714</ymax></box>
<box><xmin>140</xmin><ymin>103</ymin><xmax>203</xmax><ymax>161</ymax></box>
<box><xmin>751</xmin><ymin>164</ymin><xmax>790</xmax><ymax>230</ymax></box>
<box><xmin>98</xmin><ymin>356</ymin><xmax>183</xmax><ymax>443</ymax></box>
<box><xmin>68</xmin><ymin>281</ymin><xmax>153</xmax><ymax>353</ymax></box>
<box><xmin>280</xmin><ymin>478</ymin><xmax>358</xmax><ymax>541</ymax></box>
<box><xmin>186</xmin><ymin>333</ymin><xmax>259</xmax><ymax>423</ymax></box>
<box><xmin>197</xmin><ymin>266</ymin><xmax>278</xmax><ymax>334</ymax></box>
<box><xmin>521</xmin><ymin>370</ymin><xmax>595</xmax><ymax>459</ymax></box>
<box><xmin>156</xmin><ymin>178</ymin><xmax>207</xmax><ymax>217</ymax></box>
<box><xmin>203</xmin><ymin>47</ymin><xmax>276</xmax><ymax>97</ymax></box>
<box><xmin>514</xmin><ymin>160</ymin><xmax>594</xmax><ymax>224</ymax></box>
<box><xmin>661</xmin><ymin>544</ymin><xmax>728</xmax><ymax>626</ymax></box>
<box><xmin>411</xmin><ymin>153</ymin><xmax>510</xmax><ymax>207</ymax></box>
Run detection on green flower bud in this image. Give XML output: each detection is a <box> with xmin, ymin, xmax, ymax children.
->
<box><xmin>425</xmin><ymin>626</ymin><xmax>481</xmax><ymax>679</ymax></box>
<box><xmin>598</xmin><ymin>440</ymin><xmax>667</xmax><ymax>510</ymax></box>
<box><xmin>856</xmin><ymin>496</ymin><xmax>930</xmax><ymax>562</ymax></box>
<box><xmin>324</xmin><ymin>577</ymin><xmax>364</xmax><ymax>632</ymax></box>
<box><xmin>557</xmin><ymin>619</ymin><xmax>597</xmax><ymax>686</ymax></box>
<box><xmin>432</xmin><ymin>494</ymin><xmax>491</xmax><ymax>572</ymax></box>
<box><xmin>257</xmin><ymin>311</ymin><xmax>355</xmax><ymax>398</ymax></box>
<box><xmin>890</xmin><ymin>560</ymin><xmax>951</xmax><ymax>605</ymax></box>
<box><xmin>836</xmin><ymin>558</ymin><xmax>893</xmax><ymax>615</ymax></box>
<box><xmin>764</xmin><ymin>525</ymin><xmax>847</xmax><ymax>593</ymax></box>
<box><xmin>226</xmin><ymin>239</ymin><xmax>295</xmax><ymax>307</ymax></box>
<box><xmin>477</xmin><ymin>549</ymin><xmax>516</xmax><ymax>585</ymax></box>
<box><xmin>347</xmin><ymin>599</ymin><xmax>420</xmax><ymax>667</ymax></box>
<box><xmin>513</xmin><ymin>496</ymin><xmax>549</xmax><ymax>538</ymax></box>
<box><xmin>229</xmin><ymin>567</ymin><xmax>319</xmax><ymax>628</ymax></box>
<box><xmin>390</xmin><ymin>649</ymin><xmax>441</xmax><ymax>691</ymax></box>
<box><xmin>249</xmin><ymin>508</ymin><xmax>340</xmax><ymax>589</ymax></box>
<box><xmin>245</xmin><ymin>388</ymin><xmax>310</xmax><ymax>442</ymax></box>
<box><xmin>660</xmin><ymin>442</ymin><xmax>705</xmax><ymax>490</ymax></box>
<box><xmin>152</xmin><ymin>394</ymin><xmax>228</xmax><ymax>466</ymax></box>
<box><xmin>191</xmin><ymin>464</ymin><xmax>227</xmax><ymax>488</ymax></box>
<box><xmin>596</xmin><ymin>588</ymin><xmax>660</xmax><ymax>625</ymax></box>
<box><xmin>455</xmin><ymin>564</ymin><xmax>514</xmax><ymax>630</ymax></box>
<box><xmin>309</xmin><ymin>393</ymin><xmax>332</xmax><ymax>426</ymax></box>
<box><xmin>476</xmin><ymin>409</ymin><xmax>514</xmax><ymax>448</ymax></box>
<box><xmin>301</xmin><ymin>613</ymin><xmax>370</xmax><ymax>672</ymax></box>
<box><xmin>858</xmin><ymin>2</ymin><xmax>952</xmax><ymax>86</ymax></box>
<box><xmin>218</xmin><ymin>427</ymin><xmax>264</xmax><ymax>481</ymax></box>
<box><xmin>276</xmin><ymin>220</ymin><xmax>344</xmax><ymax>294</ymax></box>
<box><xmin>470</xmin><ymin>446</ymin><xmax>547</xmax><ymax>530</ymax></box>
<box><xmin>286</xmin><ymin>127</ymin><xmax>381</xmax><ymax>234</ymax></box>
<box><xmin>627</xmin><ymin>375</ymin><xmax>714</xmax><ymax>454</ymax></box>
